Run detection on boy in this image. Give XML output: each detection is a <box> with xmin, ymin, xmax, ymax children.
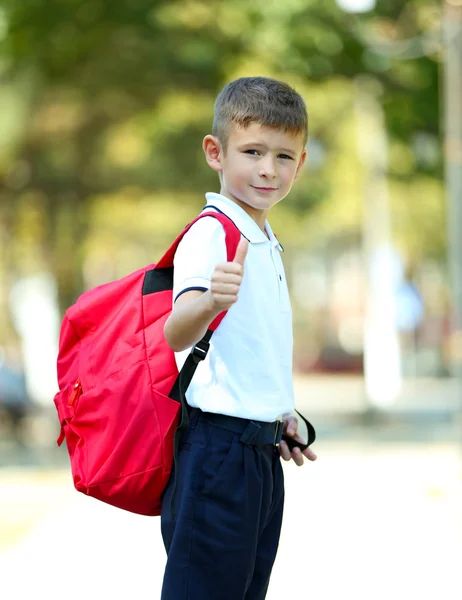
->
<box><xmin>161</xmin><ymin>76</ymin><xmax>317</xmax><ymax>600</ymax></box>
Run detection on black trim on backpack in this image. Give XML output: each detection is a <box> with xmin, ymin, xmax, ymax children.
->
<box><xmin>142</xmin><ymin>267</ymin><xmax>173</xmax><ymax>295</ymax></box>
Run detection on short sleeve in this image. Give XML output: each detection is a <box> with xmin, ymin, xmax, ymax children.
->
<box><xmin>173</xmin><ymin>216</ymin><xmax>227</xmax><ymax>303</ymax></box>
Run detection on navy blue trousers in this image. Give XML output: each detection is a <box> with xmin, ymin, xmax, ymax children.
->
<box><xmin>160</xmin><ymin>409</ymin><xmax>285</xmax><ymax>600</ymax></box>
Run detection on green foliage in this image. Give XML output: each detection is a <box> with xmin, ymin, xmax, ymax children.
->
<box><xmin>0</xmin><ymin>0</ymin><xmax>445</xmax><ymax>311</ymax></box>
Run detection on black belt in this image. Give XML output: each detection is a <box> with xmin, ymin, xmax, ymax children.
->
<box><xmin>190</xmin><ymin>408</ymin><xmax>284</xmax><ymax>446</ymax></box>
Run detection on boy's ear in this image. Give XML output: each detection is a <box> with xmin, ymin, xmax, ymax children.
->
<box><xmin>203</xmin><ymin>135</ymin><xmax>223</xmax><ymax>173</ymax></box>
<box><xmin>294</xmin><ymin>149</ymin><xmax>307</xmax><ymax>180</ymax></box>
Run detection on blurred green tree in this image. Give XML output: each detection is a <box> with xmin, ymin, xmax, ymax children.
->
<box><xmin>0</xmin><ymin>0</ymin><xmax>444</xmax><ymax>316</ymax></box>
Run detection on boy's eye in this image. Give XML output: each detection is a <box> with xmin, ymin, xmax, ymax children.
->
<box><xmin>244</xmin><ymin>149</ymin><xmax>260</xmax><ymax>156</ymax></box>
<box><xmin>279</xmin><ymin>154</ymin><xmax>293</xmax><ymax>160</ymax></box>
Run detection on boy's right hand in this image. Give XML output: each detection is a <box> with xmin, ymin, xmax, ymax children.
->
<box><xmin>208</xmin><ymin>238</ymin><xmax>249</xmax><ymax>311</ymax></box>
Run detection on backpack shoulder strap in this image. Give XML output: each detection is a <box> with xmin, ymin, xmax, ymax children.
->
<box><xmin>155</xmin><ymin>210</ymin><xmax>242</xmax><ymax>270</ymax></box>
<box><xmin>156</xmin><ymin>210</ymin><xmax>242</xmax><ymax>332</ymax></box>
<box><xmin>164</xmin><ymin>211</ymin><xmax>242</xmax><ymax>518</ymax></box>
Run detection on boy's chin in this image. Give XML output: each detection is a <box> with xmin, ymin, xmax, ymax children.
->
<box><xmin>224</xmin><ymin>189</ymin><xmax>282</xmax><ymax>212</ymax></box>
<box><xmin>245</xmin><ymin>194</ymin><xmax>282</xmax><ymax>211</ymax></box>
<box><xmin>239</xmin><ymin>198</ymin><xmax>272</xmax><ymax>211</ymax></box>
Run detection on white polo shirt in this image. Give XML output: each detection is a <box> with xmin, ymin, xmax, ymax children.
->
<box><xmin>173</xmin><ymin>192</ymin><xmax>294</xmax><ymax>422</ymax></box>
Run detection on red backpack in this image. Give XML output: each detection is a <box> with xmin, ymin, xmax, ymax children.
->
<box><xmin>53</xmin><ymin>211</ymin><xmax>241</xmax><ymax>516</ymax></box>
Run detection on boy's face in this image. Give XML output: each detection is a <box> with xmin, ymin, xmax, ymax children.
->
<box><xmin>204</xmin><ymin>122</ymin><xmax>307</xmax><ymax>227</ymax></box>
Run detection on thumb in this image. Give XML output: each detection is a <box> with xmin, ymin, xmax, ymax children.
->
<box><xmin>285</xmin><ymin>416</ymin><xmax>298</xmax><ymax>437</ymax></box>
<box><xmin>233</xmin><ymin>237</ymin><xmax>249</xmax><ymax>266</ymax></box>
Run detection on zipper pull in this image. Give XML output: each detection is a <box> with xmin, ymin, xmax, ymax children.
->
<box><xmin>57</xmin><ymin>427</ymin><xmax>65</xmax><ymax>447</ymax></box>
<box><xmin>68</xmin><ymin>378</ymin><xmax>82</xmax><ymax>407</ymax></box>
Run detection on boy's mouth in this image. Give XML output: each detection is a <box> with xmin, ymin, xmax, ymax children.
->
<box><xmin>251</xmin><ymin>186</ymin><xmax>278</xmax><ymax>192</ymax></box>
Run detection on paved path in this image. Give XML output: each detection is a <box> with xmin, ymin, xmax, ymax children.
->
<box><xmin>1</xmin><ymin>439</ymin><xmax>462</xmax><ymax>600</ymax></box>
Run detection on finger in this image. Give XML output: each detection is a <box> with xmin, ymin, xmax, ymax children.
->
<box><xmin>233</xmin><ymin>238</ymin><xmax>249</xmax><ymax>266</ymax></box>
<box><xmin>302</xmin><ymin>447</ymin><xmax>318</xmax><ymax>462</ymax></box>
<box><xmin>212</xmin><ymin>271</ymin><xmax>242</xmax><ymax>285</ymax></box>
<box><xmin>211</xmin><ymin>282</ymin><xmax>240</xmax><ymax>295</ymax></box>
<box><xmin>291</xmin><ymin>447</ymin><xmax>305</xmax><ymax>467</ymax></box>
<box><xmin>279</xmin><ymin>442</ymin><xmax>305</xmax><ymax>466</ymax></box>
<box><xmin>215</xmin><ymin>263</ymin><xmax>244</xmax><ymax>276</ymax></box>
<box><xmin>278</xmin><ymin>440</ymin><xmax>292</xmax><ymax>462</ymax></box>
<box><xmin>283</xmin><ymin>416</ymin><xmax>298</xmax><ymax>437</ymax></box>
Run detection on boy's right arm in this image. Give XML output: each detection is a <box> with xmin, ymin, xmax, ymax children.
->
<box><xmin>164</xmin><ymin>238</ymin><xmax>248</xmax><ymax>352</ymax></box>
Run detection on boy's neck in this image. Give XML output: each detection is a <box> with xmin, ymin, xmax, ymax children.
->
<box><xmin>218</xmin><ymin>190</ymin><xmax>269</xmax><ymax>234</ymax></box>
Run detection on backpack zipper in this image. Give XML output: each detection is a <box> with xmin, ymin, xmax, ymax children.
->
<box><xmin>68</xmin><ymin>378</ymin><xmax>82</xmax><ymax>407</ymax></box>
<box><xmin>57</xmin><ymin>379</ymin><xmax>82</xmax><ymax>446</ymax></box>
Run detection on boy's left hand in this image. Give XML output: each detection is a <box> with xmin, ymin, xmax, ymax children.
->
<box><xmin>279</xmin><ymin>416</ymin><xmax>317</xmax><ymax>466</ymax></box>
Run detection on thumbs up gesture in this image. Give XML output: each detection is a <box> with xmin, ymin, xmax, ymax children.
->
<box><xmin>209</xmin><ymin>238</ymin><xmax>249</xmax><ymax>311</ymax></box>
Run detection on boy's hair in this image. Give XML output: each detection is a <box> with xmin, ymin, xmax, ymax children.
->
<box><xmin>212</xmin><ymin>76</ymin><xmax>308</xmax><ymax>150</ymax></box>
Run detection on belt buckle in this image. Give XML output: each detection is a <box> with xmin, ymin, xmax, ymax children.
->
<box><xmin>274</xmin><ymin>419</ymin><xmax>283</xmax><ymax>447</ymax></box>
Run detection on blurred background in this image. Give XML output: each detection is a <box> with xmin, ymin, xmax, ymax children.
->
<box><xmin>1</xmin><ymin>0</ymin><xmax>462</xmax><ymax>598</ymax></box>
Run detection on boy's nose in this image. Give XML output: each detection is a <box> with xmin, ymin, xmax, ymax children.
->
<box><xmin>259</xmin><ymin>157</ymin><xmax>276</xmax><ymax>178</ymax></box>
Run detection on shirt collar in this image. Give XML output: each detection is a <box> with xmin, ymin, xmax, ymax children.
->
<box><xmin>204</xmin><ymin>192</ymin><xmax>283</xmax><ymax>251</ymax></box>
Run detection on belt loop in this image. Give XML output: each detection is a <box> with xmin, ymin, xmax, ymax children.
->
<box><xmin>240</xmin><ymin>421</ymin><xmax>261</xmax><ymax>446</ymax></box>
<box><xmin>189</xmin><ymin>407</ymin><xmax>201</xmax><ymax>430</ymax></box>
